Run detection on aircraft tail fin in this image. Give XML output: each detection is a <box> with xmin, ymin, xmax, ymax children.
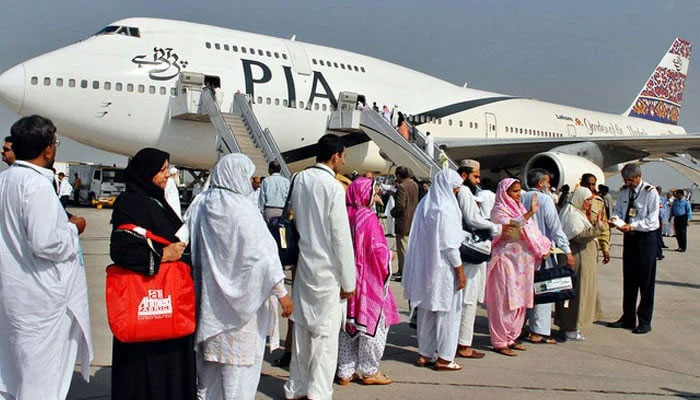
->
<box><xmin>626</xmin><ymin>37</ymin><xmax>691</xmax><ymax>125</ymax></box>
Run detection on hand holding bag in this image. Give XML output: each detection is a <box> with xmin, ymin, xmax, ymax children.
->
<box><xmin>459</xmin><ymin>217</ymin><xmax>493</xmax><ymax>264</ymax></box>
<box><xmin>533</xmin><ymin>255</ymin><xmax>576</xmax><ymax>305</ymax></box>
<box><xmin>106</xmin><ymin>224</ymin><xmax>196</xmax><ymax>342</ymax></box>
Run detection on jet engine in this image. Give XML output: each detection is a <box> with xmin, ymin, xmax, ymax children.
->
<box><xmin>523</xmin><ymin>151</ymin><xmax>605</xmax><ymax>190</ymax></box>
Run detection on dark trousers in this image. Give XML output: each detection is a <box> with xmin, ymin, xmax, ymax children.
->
<box><xmin>655</xmin><ymin>225</ymin><xmax>664</xmax><ymax>256</ymax></box>
<box><xmin>622</xmin><ymin>231</ymin><xmax>657</xmax><ymax>327</ymax></box>
<box><xmin>60</xmin><ymin>195</ymin><xmax>70</xmax><ymax>208</ymax></box>
<box><xmin>674</xmin><ymin>215</ymin><xmax>689</xmax><ymax>251</ymax></box>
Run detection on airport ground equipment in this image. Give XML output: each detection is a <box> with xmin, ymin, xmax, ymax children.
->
<box><xmin>66</xmin><ymin>163</ymin><xmax>126</xmax><ymax>207</ymax></box>
<box><xmin>171</xmin><ymin>72</ymin><xmax>291</xmax><ymax>178</ymax></box>
<box><xmin>328</xmin><ymin>92</ymin><xmax>457</xmax><ymax>179</ymax></box>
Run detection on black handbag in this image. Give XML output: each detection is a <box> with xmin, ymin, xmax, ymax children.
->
<box><xmin>267</xmin><ymin>174</ymin><xmax>299</xmax><ymax>266</ymax></box>
<box><xmin>533</xmin><ymin>255</ymin><xmax>576</xmax><ymax>304</ymax></box>
<box><xmin>459</xmin><ymin>217</ymin><xmax>493</xmax><ymax>264</ymax></box>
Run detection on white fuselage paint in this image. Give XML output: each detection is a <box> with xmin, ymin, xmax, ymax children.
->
<box><xmin>11</xmin><ymin>18</ymin><xmax>687</xmax><ymax>171</ymax></box>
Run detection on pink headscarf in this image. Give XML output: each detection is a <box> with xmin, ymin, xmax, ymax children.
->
<box><xmin>345</xmin><ymin>178</ymin><xmax>400</xmax><ymax>337</ymax></box>
<box><xmin>491</xmin><ymin>178</ymin><xmax>528</xmax><ymax>222</ymax></box>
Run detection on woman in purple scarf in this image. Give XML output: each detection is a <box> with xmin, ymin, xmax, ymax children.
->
<box><xmin>336</xmin><ymin>177</ymin><xmax>401</xmax><ymax>386</ymax></box>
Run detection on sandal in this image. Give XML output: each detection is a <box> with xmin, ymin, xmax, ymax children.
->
<box><xmin>416</xmin><ymin>356</ymin><xmax>436</xmax><ymax>368</ymax></box>
<box><xmin>362</xmin><ymin>372</ymin><xmax>392</xmax><ymax>385</ymax></box>
<box><xmin>510</xmin><ymin>342</ymin><xmax>527</xmax><ymax>351</ymax></box>
<box><xmin>493</xmin><ymin>347</ymin><xmax>517</xmax><ymax>357</ymax></box>
<box><xmin>526</xmin><ymin>334</ymin><xmax>557</xmax><ymax>344</ymax></box>
<box><xmin>433</xmin><ymin>361</ymin><xmax>463</xmax><ymax>371</ymax></box>
<box><xmin>337</xmin><ymin>373</ymin><xmax>359</xmax><ymax>386</ymax></box>
<box><xmin>456</xmin><ymin>347</ymin><xmax>486</xmax><ymax>359</ymax></box>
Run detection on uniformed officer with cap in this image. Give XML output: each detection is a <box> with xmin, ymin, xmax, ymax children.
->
<box><xmin>607</xmin><ymin>163</ymin><xmax>659</xmax><ymax>334</ymax></box>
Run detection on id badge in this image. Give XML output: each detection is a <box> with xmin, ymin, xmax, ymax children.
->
<box><xmin>279</xmin><ymin>227</ymin><xmax>288</xmax><ymax>249</ymax></box>
<box><xmin>628</xmin><ymin>208</ymin><xmax>638</xmax><ymax>218</ymax></box>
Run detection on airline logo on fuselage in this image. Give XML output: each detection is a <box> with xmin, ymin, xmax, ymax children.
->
<box><xmin>132</xmin><ymin>47</ymin><xmax>189</xmax><ymax>81</ymax></box>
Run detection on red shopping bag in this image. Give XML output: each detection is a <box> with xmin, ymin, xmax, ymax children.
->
<box><xmin>106</xmin><ymin>224</ymin><xmax>195</xmax><ymax>342</ymax></box>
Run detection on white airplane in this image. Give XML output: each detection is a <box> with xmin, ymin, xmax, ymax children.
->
<box><xmin>0</xmin><ymin>17</ymin><xmax>698</xmax><ymax>187</ymax></box>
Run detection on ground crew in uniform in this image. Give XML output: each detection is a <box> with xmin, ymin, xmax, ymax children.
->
<box><xmin>607</xmin><ymin>164</ymin><xmax>659</xmax><ymax>334</ymax></box>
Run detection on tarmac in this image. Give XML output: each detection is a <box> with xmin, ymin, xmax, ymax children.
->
<box><xmin>66</xmin><ymin>207</ymin><xmax>700</xmax><ymax>399</ymax></box>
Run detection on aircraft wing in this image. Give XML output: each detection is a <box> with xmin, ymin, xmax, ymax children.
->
<box><xmin>437</xmin><ymin>135</ymin><xmax>700</xmax><ymax>170</ymax></box>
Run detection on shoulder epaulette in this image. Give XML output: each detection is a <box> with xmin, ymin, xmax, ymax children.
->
<box><xmin>644</xmin><ymin>185</ymin><xmax>654</xmax><ymax>192</ymax></box>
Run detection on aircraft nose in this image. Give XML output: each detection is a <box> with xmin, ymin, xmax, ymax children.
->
<box><xmin>0</xmin><ymin>63</ymin><xmax>25</xmax><ymax>114</ymax></box>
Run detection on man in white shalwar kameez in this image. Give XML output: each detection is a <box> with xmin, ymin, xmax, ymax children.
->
<box><xmin>455</xmin><ymin>160</ymin><xmax>505</xmax><ymax>359</ymax></box>
<box><xmin>0</xmin><ymin>115</ymin><xmax>93</xmax><ymax>400</ymax></box>
<box><xmin>187</xmin><ymin>154</ymin><xmax>293</xmax><ymax>400</ymax></box>
<box><xmin>284</xmin><ymin>134</ymin><xmax>356</xmax><ymax>400</ymax></box>
<box><xmin>403</xmin><ymin>169</ymin><xmax>466</xmax><ymax>371</ymax></box>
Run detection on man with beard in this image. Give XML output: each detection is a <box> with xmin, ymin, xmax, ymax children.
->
<box><xmin>455</xmin><ymin>160</ymin><xmax>511</xmax><ymax>358</ymax></box>
<box><xmin>521</xmin><ymin>169</ymin><xmax>574</xmax><ymax>343</ymax></box>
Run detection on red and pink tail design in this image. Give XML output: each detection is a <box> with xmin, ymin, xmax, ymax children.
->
<box><xmin>627</xmin><ymin>38</ymin><xmax>691</xmax><ymax>125</ymax></box>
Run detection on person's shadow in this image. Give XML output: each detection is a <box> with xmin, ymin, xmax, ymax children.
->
<box><xmin>67</xmin><ymin>367</ymin><xmax>111</xmax><ymax>400</ymax></box>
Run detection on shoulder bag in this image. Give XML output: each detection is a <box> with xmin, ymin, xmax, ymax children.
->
<box><xmin>533</xmin><ymin>255</ymin><xmax>576</xmax><ymax>304</ymax></box>
<box><xmin>267</xmin><ymin>174</ymin><xmax>299</xmax><ymax>266</ymax></box>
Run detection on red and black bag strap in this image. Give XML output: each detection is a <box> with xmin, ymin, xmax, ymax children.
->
<box><xmin>116</xmin><ymin>224</ymin><xmax>172</xmax><ymax>246</ymax></box>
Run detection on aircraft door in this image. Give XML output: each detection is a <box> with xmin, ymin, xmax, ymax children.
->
<box><xmin>284</xmin><ymin>41</ymin><xmax>312</xmax><ymax>76</ymax></box>
<box><xmin>567</xmin><ymin>124</ymin><xmax>577</xmax><ymax>137</ymax></box>
<box><xmin>485</xmin><ymin>112</ymin><xmax>497</xmax><ymax>139</ymax></box>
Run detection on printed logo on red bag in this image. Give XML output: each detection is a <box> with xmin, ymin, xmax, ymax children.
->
<box><xmin>137</xmin><ymin>289</ymin><xmax>173</xmax><ymax>319</ymax></box>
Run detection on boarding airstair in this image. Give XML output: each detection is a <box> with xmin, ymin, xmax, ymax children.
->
<box><xmin>327</xmin><ymin>92</ymin><xmax>457</xmax><ymax>179</ymax></box>
<box><xmin>170</xmin><ymin>72</ymin><xmax>291</xmax><ymax>178</ymax></box>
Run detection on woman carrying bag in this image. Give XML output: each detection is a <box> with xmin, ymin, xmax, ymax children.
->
<box><xmin>109</xmin><ymin>148</ymin><xmax>196</xmax><ymax>400</ymax></box>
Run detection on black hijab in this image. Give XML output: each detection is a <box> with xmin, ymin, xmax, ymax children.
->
<box><xmin>125</xmin><ymin>148</ymin><xmax>170</xmax><ymax>200</ymax></box>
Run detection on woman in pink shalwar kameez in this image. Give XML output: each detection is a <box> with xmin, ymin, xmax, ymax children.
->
<box><xmin>486</xmin><ymin>178</ymin><xmax>551</xmax><ymax>356</ymax></box>
<box><xmin>337</xmin><ymin>177</ymin><xmax>401</xmax><ymax>385</ymax></box>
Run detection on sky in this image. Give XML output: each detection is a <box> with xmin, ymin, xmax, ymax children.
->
<box><xmin>1</xmin><ymin>0</ymin><xmax>700</xmax><ymax>178</ymax></box>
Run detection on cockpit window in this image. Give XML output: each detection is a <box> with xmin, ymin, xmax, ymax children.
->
<box><xmin>95</xmin><ymin>25</ymin><xmax>141</xmax><ymax>38</ymax></box>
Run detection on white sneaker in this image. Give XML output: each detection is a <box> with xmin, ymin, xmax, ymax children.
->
<box><xmin>565</xmin><ymin>330</ymin><xmax>586</xmax><ymax>341</ymax></box>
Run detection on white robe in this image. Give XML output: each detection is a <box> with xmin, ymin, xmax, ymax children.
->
<box><xmin>0</xmin><ymin>161</ymin><xmax>93</xmax><ymax>400</ymax></box>
<box><xmin>384</xmin><ymin>194</ymin><xmax>395</xmax><ymax>234</ymax></box>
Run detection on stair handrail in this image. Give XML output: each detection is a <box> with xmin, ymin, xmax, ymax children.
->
<box><xmin>407</xmin><ymin>118</ymin><xmax>458</xmax><ymax>169</ymax></box>
<box><xmin>201</xmin><ymin>88</ymin><xmax>241</xmax><ymax>154</ymax></box>
<box><xmin>233</xmin><ymin>93</ymin><xmax>292</xmax><ymax>178</ymax></box>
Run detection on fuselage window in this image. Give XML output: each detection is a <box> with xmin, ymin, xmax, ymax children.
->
<box><xmin>312</xmin><ymin>59</ymin><xmax>317</xmax><ymax>65</ymax></box>
<box><xmin>314</xmin><ymin>103</ymin><xmax>319</xmax><ymax>110</ymax></box>
<box><xmin>340</xmin><ymin>63</ymin><xmax>345</xmax><ymax>69</ymax></box>
<box><xmin>160</xmin><ymin>86</ymin><xmax>166</xmax><ymax>95</ymax></box>
<box><xmin>249</xmin><ymin>47</ymin><xmax>255</xmax><ymax>54</ymax></box>
<box><xmin>322</xmin><ymin>104</ymin><xmax>327</xmax><ymax>111</ymax></box>
<box><xmin>258</xmin><ymin>49</ymin><xmax>263</xmax><ymax>56</ymax></box>
<box><xmin>232</xmin><ymin>45</ymin><xmax>238</xmax><ymax>52</ymax></box>
<box><xmin>30</xmin><ymin>76</ymin><xmax>38</xmax><ymax>85</ymax></box>
<box><xmin>257</xmin><ymin>96</ymin><xmax>262</xmax><ymax>104</ymax></box>
<box><xmin>138</xmin><ymin>84</ymin><xmax>145</xmax><ymax>93</ymax></box>
<box><xmin>290</xmin><ymin>100</ymin><xmax>296</xmax><ymax>108</ymax></box>
<box><xmin>266</xmin><ymin>51</ymin><xmax>272</xmax><ymax>57</ymax></box>
<box><xmin>206</xmin><ymin>42</ymin><xmax>211</xmax><ymax>49</ymax></box>
<box><xmin>438</xmin><ymin>119</ymin><xmax>442</xmax><ymax>125</ymax></box>
<box><xmin>326</xmin><ymin>60</ymin><xmax>332</xmax><ymax>67</ymax></box>
<box><xmin>353</xmin><ymin>66</ymin><xmax>359</xmax><ymax>71</ymax></box>
<box><xmin>127</xmin><ymin>83</ymin><xmax>134</xmax><ymax>92</ymax></box>
<box><xmin>171</xmin><ymin>87</ymin><xmax>177</xmax><ymax>96</ymax></box>
<box><xmin>274</xmin><ymin>52</ymin><xmax>279</xmax><ymax>58</ymax></box>
<box><xmin>43</xmin><ymin>77</ymin><xmax>51</xmax><ymax>86</ymax></box>
<box><xmin>319</xmin><ymin>60</ymin><xmax>325</xmax><ymax>66</ymax></box>
<box><xmin>68</xmin><ymin>79</ymin><xmax>75</xmax><ymax>87</ymax></box>
<box><xmin>283</xmin><ymin>99</ymin><xmax>288</xmax><ymax>107</ymax></box>
<box><xmin>333</xmin><ymin>62</ymin><xmax>338</xmax><ymax>68</ymax></box>
<box><xmin>224</xmin><ymin>44</ymin><xmax>229</xmax><ymax>51</ymax></box>
<box><xmin>275</xmin><ymin>98</ymin><xmax>280</xmax><ymax>106</ymax></box>
<box><xmin>116</xmin><ymin>82</ymin><xmax>123</xmax><ymax>91</ymax></box>
<box><xmin>128</xmin><ymin>27</ymin><xmax>140</xmax><ymax>37</ymax></box>
<box><xmin>104</xmin><ymin>82</ymin><xmax>111</xmax><ymax>90</ymax></box>
<box><xmin>282</xmin><ymin>54</ymin><xmax>288</xmax><ymax>60</ymax></box>
<box><xmin>299</xmin><ymin>101</ymin><xmax>305</xmax><ymax>109</ymax></box>
<box><xmin>459</xmin><ymin>121</ymin><xmax>463</xmax><ymax>127</ymax></box>
<box><xmin>266</xmin><ymin>97</ymin><xmax>271</xmax><ymax>105</ymax></box>
<box><xmin>474</xmin><ymin>122</ymin><xmax>478</xmax><ymax>129</ymax></box>
<box><xmin>214</xmin><ymin>43</ymin><xmax>220</xmax><ymax>50</ymax></box>
<box><xmin>360</xmin><ymin>67</ymin><xmax>366</xmax><ymax>73</ymax></box>
<box><xmin>241</xmin><ymin>47</ymin><xmax>247</xmax><ymax>53</ymax></box>
<box><xmin>55</xmin><ymin>78</ymin><xmax>63</xmax><ymax>87</ymax></box>
<box><xmin>448</xmin><ymin>119</ymin><xmax>452</xmax><ymax>126</ymax></box>
<box><xmin>80</xmin><ymin>79</ymin><xmax>88</xmax><ymax>89</ymax></box>
<box><xmin>469</xmin><ymin>122</ymin><xmax>473</xmax><ymax>128</ymax></box>
<box><xmin>149</xmin><ymin>85</ymin><xmax>156</xmax><ymax>94</ymax></box>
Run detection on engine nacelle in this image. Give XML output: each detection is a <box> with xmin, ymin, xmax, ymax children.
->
<box><xmin>523</xmin><ymin>152</ymin><xmax>605</xmax><ymax>190</ymax></box>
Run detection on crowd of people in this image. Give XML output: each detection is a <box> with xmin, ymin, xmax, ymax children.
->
<box><xmin>0</xmin><ymin>114</ymin><xmax>694</xmax><ymax>400</ymax></box>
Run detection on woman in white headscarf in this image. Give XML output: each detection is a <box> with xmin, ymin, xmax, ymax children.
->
<box><xmin>555</xmin><ymin>187</ymin><xmax>604</xmax><ymax>341</ymax></box>
<box><xmin>186</xmin><ymin>153</ymin><xmax>293</xmax><ymax>400</ymax></box>
<box><xmin>403</xmin><ymin>169</ymin><xmax>466</xmax><ymax>371</ymax></box>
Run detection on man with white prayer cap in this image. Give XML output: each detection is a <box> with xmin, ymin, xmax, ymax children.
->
<box><xmin>403</xmin><ymin>168</ymin><xmax>467</xmax><ymax>371</ymax></box>
<box><xmin>455</xmin><ymin>159</ymin><xmax>508</xmax><ymax>359</ymax></box>
<box><xmin>0</xmin><ymin>115</ymin><xmax>93</xmax><ymax>400</ymax></box>
<box><xmin>284</xmin><ymin>134</ymin><xmax>356</xmax><ymax>400</ymax></box>
<box><xmin>164</xmin><ymin>166</ymin><xmax>182</xmax><ymax>220</ymax></box>
<box><xmin>187</xmin><ymin>153</ymin><xmax>293</xmax><ymax>400</ymax></box>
